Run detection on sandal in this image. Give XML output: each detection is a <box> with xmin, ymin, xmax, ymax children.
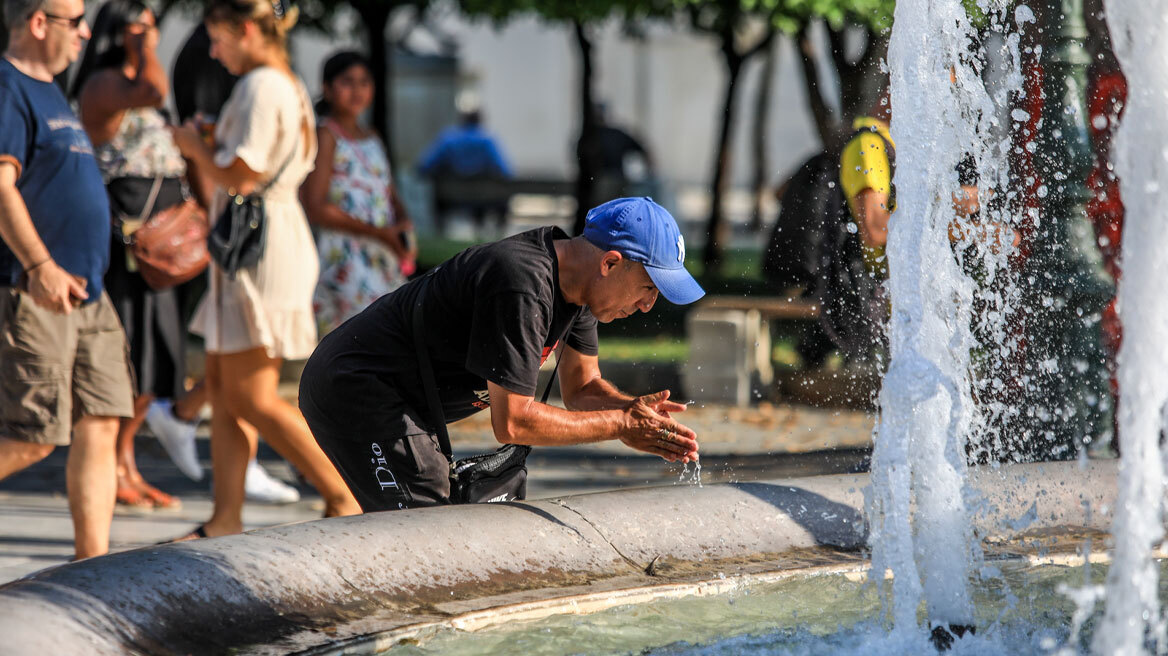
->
<box><xmin>116</xmin><ymin>486</ymin><xmax>154</xmax><ymax>510</ymax></box>
<box><xmin>160</xmin><ymin>525</ymin><xmax>208</xmax><ymax>544</ymax></box>
<box><xmin>140</xmin><ymin>485</ymin><xmax>181</xmax><ymax>510</ymax></box>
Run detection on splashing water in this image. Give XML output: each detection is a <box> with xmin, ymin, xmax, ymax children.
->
<box><xmin>1094</xmin><ymin>2</ymin><xmax>1168</xmax><ymax>652</ymax></box>
<box><xmin>868</xmin><ymin>0</ymin><xmax>1023</xmax><ymax>638</ymax></box>
<box><xmin>679</xmin><ymin>461</ymin><xmax>703</xmax><ymax>486</ymax></box>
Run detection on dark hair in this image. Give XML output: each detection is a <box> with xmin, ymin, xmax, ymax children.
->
<box><xmin>171</xmin><ymin>22</ymin><xmax>239</xmax><ymax>123</ymax></box>
<box><xmin>314</xmin><ymin>50</ymin><xmax>372</xmax><ymax>117</ymax></box>
<box><xmin>204</xmin><ymin>0</ymin><xmax>298</xmax><ymax>52</ymax></box>
<box><xmin>68</xmin><ymin>0</ymin><xmax>149</xmax><ymax>99</ymax></box>
<box><xmin>3</xmin><ymin>0</ymin><xmax>45</xmax><ymax>29</ymax></box>
<box><xmin>460</xmin><ymin>109</ymin><xmax>481</xmax><ymax>127</ymax></box>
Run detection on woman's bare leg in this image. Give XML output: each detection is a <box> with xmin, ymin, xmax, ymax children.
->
<box><xmin>173</xmin><ymin>379</ymin><xmax>208</xmax><ymax>423</ymax></box>
<box><xmin>116</xmin><ymin>393</ymin><xmax>180</xmax><ymax>508</ymax></box>
<box><xmin>198</xmin><ymin>352</ymin><xmax>257</xmax><ymax>537</ymax></box>
<box><xmin>217</xmin><ymin>347</ymin><xmax>360</xmax><ymax>517</ymax></box>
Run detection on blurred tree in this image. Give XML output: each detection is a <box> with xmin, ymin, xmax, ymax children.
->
<box><xmin>459</xmin><ymin>0</ymin><xmax>669</xmax><ymax>235</ymax></box>
<box><xmin>789</xmin><ymin>2</ymin><xmax>893</xmax><ymax>155</ymax></box>
<box><xmin>689</xmin><ymin>0</ymin><xmax>892</xmax><ymax>274</ymax></box>
<box><xmin>155</xmin><ymin>0</ymin><xmax>425</xmax><ymax>163</ymax></box>
<box><xmin>685</xmin><ymin>2</ymin><xmax>775</xmax><ymax>272</ymax></box>
<box><xmin>748</xmin><ymin>37</ymin><xmax>778</xmax><ymax>233</ymax></box>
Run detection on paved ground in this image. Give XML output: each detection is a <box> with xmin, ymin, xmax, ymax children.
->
<box><xmin>0</xmin><ymin>401</ymin><xmax>874</xmax><ymax>585</ymax></box>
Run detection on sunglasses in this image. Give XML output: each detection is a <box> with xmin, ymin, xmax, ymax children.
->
<box><xmin>42</xmin><ymin>11</ymin><xmax>86</xmax><ymax>29</ymax></box>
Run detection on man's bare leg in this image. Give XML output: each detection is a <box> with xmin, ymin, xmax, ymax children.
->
<box><xmin>68</xmin><ymin>415</ymin><xmax>119</xmax><ymax>559</ymax></box>
<box><xmin>0</xmin><ymin>436</ymin><xmax>54</xmax><ymax>479</ymax></box>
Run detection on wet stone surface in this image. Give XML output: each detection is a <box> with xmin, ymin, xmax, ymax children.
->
<box><xmin>0</xmin><ymin>401</ymin><xmax>874</xmax><ymax>584</ymax></box>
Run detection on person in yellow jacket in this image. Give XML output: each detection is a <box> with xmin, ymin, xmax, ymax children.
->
<box><xmin>822</xmin><ymin>103</ymin><xmax>1017</xmax><ymax>363</ymax></box>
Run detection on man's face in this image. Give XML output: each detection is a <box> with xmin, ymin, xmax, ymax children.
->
<box><xmin>37</xmin><ymin>0</ymin><xmax>90</xmax><ymax>74</ymax></box>
<box><xmin>589</xmin><ymin>257</ymin><xmax>660</xmax><ymax>323</ymax></box>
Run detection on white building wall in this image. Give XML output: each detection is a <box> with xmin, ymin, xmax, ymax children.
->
<box><xmin>153</xmin><ymin>7</ymin><xmax>829</xmax><ymax>222</ymax></box>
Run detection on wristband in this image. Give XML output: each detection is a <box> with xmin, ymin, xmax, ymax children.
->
<box><xmin>23</xmin><ymin>257</ymin><xmax>50</xmax><ymax>273</ymax></box>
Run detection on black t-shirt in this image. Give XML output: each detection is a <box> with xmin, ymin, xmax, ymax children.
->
<box><xmin>307</xmin><ymin>227</ymin><xmax>598</xmax><ymax>429</ymax></box>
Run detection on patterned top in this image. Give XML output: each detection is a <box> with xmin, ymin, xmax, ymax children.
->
<box><xmin>313</xmin><ymin>119</ymin><xmax>407</xmax><ymax>336</ymax></box>
<box><xmin>94</xmin><ymin>107</ymin><xmax>186</xmax><ymax>181</ymax></box>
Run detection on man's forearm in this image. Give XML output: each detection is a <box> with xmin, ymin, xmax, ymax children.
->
<box><xmin>0</xmin><ymin>182</ymin><xmax>49</xmax><ymax>269</ymax></box>
<box><xmin>563</xmin><ymin>376</ymin><xmax>634</xmax><ymax>411</ymax></box>
<box><xmin>495</xmin><ymin>397</ymin><xmax>628</xmax><ymax>446</ymax></box>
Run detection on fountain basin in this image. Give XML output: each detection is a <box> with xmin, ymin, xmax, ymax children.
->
<box><xmin>0</xmin><ymin>460</ymin><xmax>1117</xmax><ymax>654</ymax></box>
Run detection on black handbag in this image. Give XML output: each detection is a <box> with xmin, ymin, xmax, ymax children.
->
<box><xmin>207</xmin><ymin>143</ymin><xmax>297</xmax><ymax>277</ymax></box>
<box><xmin>412</xmin><ymin>275</ymin><xmax>567</xmax><ymax>505</ymax></box>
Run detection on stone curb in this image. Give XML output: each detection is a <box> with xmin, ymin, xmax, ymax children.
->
<box><xmin>0</xmin><ymin>460</ymin><xmax>1116</xmax><ymax>655</ymax></box>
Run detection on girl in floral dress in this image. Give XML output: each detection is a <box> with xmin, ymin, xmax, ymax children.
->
<box><xmin>301</xmin><ymin>51</ymin><xmax>416</xmax><ymax>336</ymax></box>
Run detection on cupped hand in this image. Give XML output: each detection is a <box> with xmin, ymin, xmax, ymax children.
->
<box><xmin>619</xmin><ymin>391</ymin><xmax>700</xmax><ymax>463</ymax></box>
<box><xmin>642</xmin><ymin>388</ymin><xmax>689</xmax><ymax>418</ymax></box>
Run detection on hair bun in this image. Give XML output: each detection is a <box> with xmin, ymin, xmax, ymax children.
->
<box><xmin>276</xmin><ymin>4</ymin><xmax>299</xmax><ymax>34</ymax></box>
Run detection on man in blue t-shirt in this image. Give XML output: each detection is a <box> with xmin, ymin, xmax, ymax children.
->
<box><xmin>0</xmin><ymin>0</ymin><xmax>134</xmax><ymax>560</ymax></box>
<box><xmin>417</xmin><ymin>108</ymin><xmax>513</xmax><ymax>235</ymax></box>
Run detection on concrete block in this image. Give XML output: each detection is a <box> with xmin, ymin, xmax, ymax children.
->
<box><xmin>683</xmin><ymin>307</ymin><xmax>773</xmax><ymax>405</ymax></box>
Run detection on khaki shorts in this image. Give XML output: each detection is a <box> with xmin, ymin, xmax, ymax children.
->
<box><xmin>0</xmin><ymin>288</ymin><xmax>135</xmax><ymax>445</ymax></box>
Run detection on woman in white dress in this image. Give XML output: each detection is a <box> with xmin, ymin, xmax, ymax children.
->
<box><xmin>169</xmin><ymin>0</ymin><xmax>360</xmax><ymax>538</ymax></box>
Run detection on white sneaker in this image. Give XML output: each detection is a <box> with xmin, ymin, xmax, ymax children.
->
<box><xmin>145</xmin><ymin>399</ymin><xmax>204</xmax><ymax>481</ymax></box>
<box><xmin>245</xmin><ymin>459</ymin><xmax>301</xmax><ymax>504</ymax></box>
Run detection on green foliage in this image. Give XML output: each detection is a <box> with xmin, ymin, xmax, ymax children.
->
<box><xmin>768</xmin><ymin>0</ymin><xmax>894</xmax><ymax>33</ymax></box>
<box><xmin>458</xmin><ymin>0</ymin><xmax>669</xmax><ymax>24</ymax></box>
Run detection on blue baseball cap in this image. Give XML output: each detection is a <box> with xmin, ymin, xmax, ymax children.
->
<box><xmin>583</xmin><ymin>197</ymin><xmax>705</xmax><ymax>305</ymax></box>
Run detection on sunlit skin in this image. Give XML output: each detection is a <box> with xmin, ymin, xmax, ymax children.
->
<box><xmin>300</xmin><ymin>61</ymin><xmax>417</xmax><ymax>265</ymax></box>
<box><xmin>163</xmin><ymin>16</ymin><xmax>357</xmax><ymax>540</ymax></box>
<box><xmin>168</xmin><ymin>19</ymin><xmax>301</xmax><ymax>196</ymax></box>
<box><xmin>324</xmin><ymin>64</ymin><xmax>374</xmax><ymax>119</ymax></box>
<box><xmin>0</xmin><ymin>0</ymin><xmax>93</xmax><ymax>314</ymax></box>
<box><xmin>43</xmin><ymin>0</ymin><xmax>90</xmax><ymax>73</ymax></box>
<box><xmin>0</xmin><ymin>0</ymin><xmax>116</xmax><ymax>560</ymax></box>
<box><xmin>585</xmin><ymin>256</ymin><xmax>660</xmax><ymax>323</ymax></box>
<box><xmin>481</xmin><ymin>237</ymin><xmax>699</xmax><ymax>466</ymax></box>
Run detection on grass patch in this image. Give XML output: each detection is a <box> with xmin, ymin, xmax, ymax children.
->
<box><xmin>598</xmin><ymin>336</ymin><xmax>688</xmax><ymax>363</ymax></box>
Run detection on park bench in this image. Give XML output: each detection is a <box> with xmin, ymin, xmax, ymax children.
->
<box><xmin>431</xmin><ymin>177</ymin><xmax>576</xmax><ymax>231</ymax></box>
<box><xmin>682</xmin><ymin>294</ymin><xmax>821</xmax><ymax>406</ymax></box>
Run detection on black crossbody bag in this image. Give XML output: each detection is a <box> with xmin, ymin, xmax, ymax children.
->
<box><xmin>412</xmin><ymin>276</ymin><xmax>564</xmax><ymax>504</ymax></box>
<box><xmin>207</xmin><ymin>132</ymin><xmax>299</xmax><ymax>277</ymax></box>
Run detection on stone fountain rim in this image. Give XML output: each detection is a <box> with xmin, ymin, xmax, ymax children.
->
<box><xmin>0</xmin><ymin>459</ymin><xmax>1119</xmax><ymax>655</ymax></box>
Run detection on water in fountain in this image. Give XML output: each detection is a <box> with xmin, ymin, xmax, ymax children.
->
<box><xmin>867</xmin><ymin>0</ymin><xmax>1024</xmax><ymax>645</ymax></box>
<box><xmin>1095</xmin><ymin>2</ymin><xmax>1168</xmax><ymax>652</ymax></box>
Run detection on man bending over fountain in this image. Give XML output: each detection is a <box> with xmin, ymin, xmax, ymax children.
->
<box><xmin>299</xmin><ymin>197</ymin><xmax>704</xmax><ymax>512</ymax></box>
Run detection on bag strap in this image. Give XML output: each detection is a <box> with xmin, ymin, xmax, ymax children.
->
<box><xmin>110</xmin><ymin>174</ymin><xmax>165</xmax><ymax>245</ymax></box>
<box><xmin>138</xmin><ymin>174</ymin><xmax>164</xmax><ymax>222</ymax></box>
<box><xmin>412</xmin><ymin>274</ymin><xmax>566</xmax><ymax>462</ymax></box>
<box><xmin>255</xmin><ymin>137</ymin><xmax>299</xmax><ymax>197</ymax></box>
<box><xmin>325</xmin><ymin>118</ymin><xmax>381</xmax><ymax>175</ymax></box>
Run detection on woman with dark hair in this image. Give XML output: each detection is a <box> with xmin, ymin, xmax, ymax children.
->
<box><xmin>73</xmin><ymin>0</ymin><xmax>207</xmax><ymax>509</ymax></box>
<box><xmin>168</xmin><ymin>0</ymin><xmax>361</xmax><ymax>539</ymax></box>
<box><xmin>301</xmin><ymin>50</ymin><xmax>416</xmax><ymax>337</ymax></box>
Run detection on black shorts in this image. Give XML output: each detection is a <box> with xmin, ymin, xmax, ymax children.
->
<box><xmin>299</xmin><ymin>366</ymin><xmax>451</xmax><ymax>513</ymax></box>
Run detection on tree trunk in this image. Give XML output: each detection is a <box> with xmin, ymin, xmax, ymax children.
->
<box><xmin>749</xmin><ymin>37</ymin><xmax>778</xmax><ymax>233</ymax></box>
<box><xmin>353</xmin><ymin>2</ymin><xmax>394</xmax><ymax>167</ymax></box>
<box><xmin>837</xmin><ymin>27</ymin><xmax>888</xmax><ymax>130</ymax></box>
<box><xmin>572</xmin><ymin>21</ymin><xmax>600</xmax><ymax>236</ymax></box>
<box><xmin>702</xmin><ymin>48</ymin><xmax>745</xmax><ymax>273</ymax></box>
<box><xmin>796</xmin><ymin>23</ymin><xmax>838</xmax><ymax>151</ymax></box>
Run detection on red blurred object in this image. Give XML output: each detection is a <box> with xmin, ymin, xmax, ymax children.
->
<box><xmin>1085</xmin><ymin>67</ymin><xmax>1127</xmax><ymax>429</ymax></box>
